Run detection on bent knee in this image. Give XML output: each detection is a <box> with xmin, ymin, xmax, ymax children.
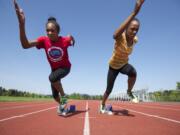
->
<box><xmin>49</xmin><ymin>74</ymin><xmax>59</xmax><ymax>83</ymax></box>
<box><xmin>129</xmin><ymin>70</ymin><xmax>137</xmax><ymax>78</ymax></box>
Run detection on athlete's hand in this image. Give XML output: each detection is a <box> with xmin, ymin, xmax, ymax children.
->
<box><xmin>13</xmin><ymin>0</ymin><xmax>25</xmax><ymax>25</ymax></box>
<box><xmin>134</xmin><ymin>0</ymin><xmax>145</xmax><ymax>15</ymax></box>
<box><xmin>68</xmin><ymin>35</ymin><xmax>75</xmax><ymax>46</ymax></box>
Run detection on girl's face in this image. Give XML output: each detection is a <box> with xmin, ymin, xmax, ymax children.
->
<box><xmin>46</xmin><ymin>23</ymin><xmax>59</xmax><ymax>41</ymax></box>
<box><xmin>126</xmin><ymin>20</ymin><xmax>139</xmax><ymax>39</ymax></box>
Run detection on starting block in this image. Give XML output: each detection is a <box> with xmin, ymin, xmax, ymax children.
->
<box><xmin>69</xmin><ymin>105</ymin><xmax>76</xmax><ymax>112</ymax></box>
<box><xmin>59</xmin><ymin>105</ymin><xmax>76</xmax><ymax>116</ymax></box>
<box><xmin>106</xmin><ymin>104</ymin><xmax>113</xmax><ymax>111</ymax></box>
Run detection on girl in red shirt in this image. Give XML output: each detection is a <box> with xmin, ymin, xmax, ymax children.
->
<box><xmin>13</xmin><ymin>0</ymin><xmax>75</xmax><ymax>114</ymax></box>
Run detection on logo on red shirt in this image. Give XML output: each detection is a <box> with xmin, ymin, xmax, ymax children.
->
<box><xmin>47</xmin><ymin>46</ymin><xmax>63</xmax><ymax>62</ymax></box>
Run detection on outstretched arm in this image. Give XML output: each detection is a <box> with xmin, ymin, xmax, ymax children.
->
<box><xmin>67</xmin><ymin>34</ymin><xmax>75</xmax><ymax>46</ymax></box>
<box><xmin>13</xmin><ymin>0</ymin><xmax>38</xmax><ymax>49</ymax></box>
<box><xmin>113</xmin><ymin>0</ymin><xmax>145</xmax><ymax>39</ymax></box>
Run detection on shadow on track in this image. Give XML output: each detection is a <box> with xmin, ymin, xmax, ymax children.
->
<box><xmin>58</xmin><ymin>109</ymin><xmax>87</xmax><ymax>118</ymax></box>
<box><xmin>113</xmin><ymin>109</ymin><xmax>135</xmax><ymax>117</ymax></box>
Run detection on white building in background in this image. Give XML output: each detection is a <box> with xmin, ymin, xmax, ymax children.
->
<box><xmin>109</xmin><ymin>89</ymin><xmax>152</xmax><ymax>102</ymax></box>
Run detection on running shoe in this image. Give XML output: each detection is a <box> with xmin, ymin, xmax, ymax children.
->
<box><xmin>99</xmin><ymin>104</ymin><xmax>113</xmax><ymax>115</ymax></box>
<box><xmin>127</xmin><ymin>91</ymin><xmax>139</xmax><ymax>103</ymax></box>
<box><xmin>99</xmin><ymin>104</ymin><xmax>106</xmax><ymax>114</ymax></box>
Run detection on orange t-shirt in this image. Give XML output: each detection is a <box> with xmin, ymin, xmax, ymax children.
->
<box><xmin>109</xmin><ymin>32</ymin><xmax>138</xmax><ymax>69</ymax></box>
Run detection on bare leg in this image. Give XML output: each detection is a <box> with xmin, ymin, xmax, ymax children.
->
<box><xmin>51</xmin><ymin>84</ymin><xmax>61</xmax><ymax>104</ymax></box>
<box><xmin>127</xmin><ymin>76</ymin><xmax>136</xmax><ymax>92</ymax></box>
<box><xmin>102</xmin><ymin>92</ymin><xmax>109</xmax><ymax>105</ymax></box>
<box><xmin>54</xmin><ymin>97</ymin><xmax>60</xmax><ymax>104</ymax></box>
<box><xmin>52</xmin><ymin>81</ymin><xmax>65</xmax><ymax>96</ymax></box>
<box><xmin>51</xmin><ymin>81</ymin><xmax>66</xmax><ymax>106</ymax></box>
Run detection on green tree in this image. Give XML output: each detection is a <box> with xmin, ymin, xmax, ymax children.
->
<box><xmin>176</xmin><ymin>82</ymin><xmax>180</xmax><ymax>90</ymax></box>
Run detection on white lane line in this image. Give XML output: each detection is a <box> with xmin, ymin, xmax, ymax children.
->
<box><xmin>142</xmin><ymin>105</ymin><xmax>180</xmax><ymax>111</ymax></box>
<box><xmin>0</xmin><ymin>106</ymin><xmax>56</xmax><ymax>122</ymax></box>
<box><xmin>79</xmin><ymin>117</ymin><xmax>96</xmax><ymax>119</ymax></box>
<box><xmin>0</xmin><ymin>103</ymin><xmax>54</xmax><ymax>111</ymax></box>
<box><xmin>114</xmin><ymin>105</ymin><xmax>180</xmax><ymax>124</ymax></box>
<box><xmin>153</xmin><ymin>103</ymin><xmax>180</xmax><ymax>108</ymax></box>
<box><xmin>83</xmin><ymin>102</ymin><xmax>90</xmax><ymax>135</ymax></box>
<box><xmin>121</xmin><ymin>103</ymin><xmax>180</xmax><ymax>111</ymax></box>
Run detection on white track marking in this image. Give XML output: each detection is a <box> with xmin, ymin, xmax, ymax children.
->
<box><xmin>128</xmin><ymin>104</ymin><xmax>180</xmax><ymax>111</ymax></box>
<box><xmin>0</xmin><ymin>103</ymin><xmax>54</xmax><ymax>111</ymax></box>
<box><xmin>83</xmin><ymin>102</ymin><xmax>90</xmax><ymax>135</ymax></box>
<box><xmin>114</xmin><ymin>105</ymin><xmax>180</xmax><ymax>124</ymax></box>
<box><xmin>0</xmin><ymin>100</ymin><xmax>78</xmax><ymax>111</ymax></box>
<box><xmin>139</xmin><ymin>104</ymin><xmax>180</xmax><ymax>111</ymax></box>
<box><xmin>118</xmin><ymin>103</ymin><xmax>180</xmax><ymax>111</ymax></box>
<box><xmin>79</xmin><ymin>117</ymin><xmax>96</xmax><ymax>119</ymax></box>
<box><xmin>0</xmin><ymin>106</ymin><xmax>56</xmax><ymax>122</ymax></box>
<box><xmin>152</xmin><ymin>103</ymin><xmax>180</xmax><ymax>107</ymax></box>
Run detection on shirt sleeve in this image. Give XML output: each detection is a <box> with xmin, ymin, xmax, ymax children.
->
<box><xmin>64</xmin><ymin>36</ymin><xmax>72</xmax><ymax>47</ymax></box>
<box><xmin>36</xmin><ymin>36</ymin><xmax>46</xmax><ymax>49</ymax></box>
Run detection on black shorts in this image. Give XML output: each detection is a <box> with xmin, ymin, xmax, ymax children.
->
<box><xmin>105</xmin><ymin>64</ymin><xmax>137</xmax><ymax>95</ymax></box>
<box><xmin>49</xmin><ymin>67</ymin><xmax>70</xmax><ymax>83</ymax></box>
<box><xmin>111</xmin><ymin>64</ymin><xmax>137</xmax><ymax>77</ymax></box>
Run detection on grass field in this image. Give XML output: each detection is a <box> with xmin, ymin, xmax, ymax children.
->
<box><xmin>0</xmin><ymin>96</ymin><xmax>53</xmax><ymax>102</ymax></box>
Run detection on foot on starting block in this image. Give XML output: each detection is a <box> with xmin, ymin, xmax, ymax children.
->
<box><xmin>58</xmin><ymin>105</ymin><xmax>76</xmax><ymax>116</ymax></box>
<box><xmin>105</xmin><ymin>105</ymin><xmax>113</xmax><ymax>115</ymax></box>
<box><xmin>106</xmin><ymin>105</ymin><xmax>113</xmax><ymax>111</ymax></box>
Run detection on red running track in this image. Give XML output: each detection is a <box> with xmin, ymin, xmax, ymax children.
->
<box><xmin>0</xmin><ymin>100</ymin><xmax>180</xmax><ymax>135</ymax></box>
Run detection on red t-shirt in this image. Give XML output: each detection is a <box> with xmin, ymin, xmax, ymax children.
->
<box><xmin>36</xmin><ymin>36</ymin><xmax>72</xmax><ymax>70</ymax></box>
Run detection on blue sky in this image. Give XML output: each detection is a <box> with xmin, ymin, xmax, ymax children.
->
<box><xmin>0</xmin><ymin>0</ymin><xmax>180</xmax><ymax>95</ymax></box>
